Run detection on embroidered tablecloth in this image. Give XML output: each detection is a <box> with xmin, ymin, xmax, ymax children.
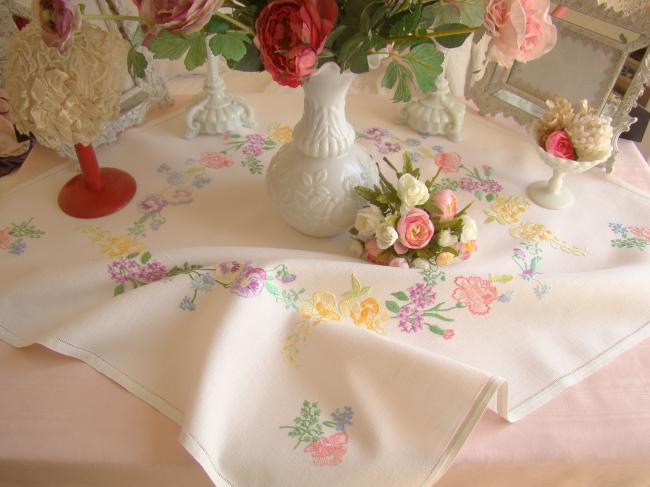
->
<box><xmin>1</xmin><ymin>94</ymin><xmax>649</xmax><ymax>487</ymax></box>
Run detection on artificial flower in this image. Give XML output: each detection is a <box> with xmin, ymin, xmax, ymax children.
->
<box><xmin>411</xmin><ymin>258</ymin><xmax>431</xmax><ymax>270</ymax></box>
<box><xmin>432</xmin><ymin>189</ymin><xmax>458</xmax><ymax>221</ymax></box>
<box><xmin>254</xmin><ymin>0</ymin><xmax>338</xmax><ymax>87</ymax></box>
<box><xmin>460</xmin><ymin>215</ymin><xmax>478</xmax><ymax>243</ymax></box>
<box><xmin>31</xmin><ymin>0</ymin><xmax>81</xmax><ymax>52</ymax></box>
<box><xmin>389</xmin><ymin>257</ymin><xmax>409</xmax><ymax>268</ymax></box>
<box><xmin>436</xmin><ymin>252</ymin><xmax>455</xmax><ymax>266</ymax></box>
<box><xmin>134</xmin><ymin>0</ymin><xmax>223</xmax><ymax>41</ymax></box>
<box><xmin>437</xmin><ymin>229</ymin><xmax>459</xmax><ymax>248</ymax></box>
<box><xmin>354</xmin><ymin>205</ymin><xmax>383</xmax><ymax>239</ymax></box>
<box><xmin>544</xmin><ymin>130</ymin><xmax>576</xmax><ymax>160</ymax></box>
<box><xmin>349</xmin><ymin>239</ymin><xmax>364</xmax><ymax>257</ymax></box>
<box><xmin>397</xmin><ymin>173</ymin><xmax>429</xmax><ymax>214</ymax></box>
<box><xmin>376</xmin><ymin>222</ymin><xmax>399</xmax><ymax>250</ymax></box>
<box><xmin>484</xmin><ymin>0</ymin><xmax>557</xmax><ymax>68</ymax></box>
<box><xmin>397</xmin><ymin>208</ymin><xmax>435</xmax><ymax>250</ymax></box>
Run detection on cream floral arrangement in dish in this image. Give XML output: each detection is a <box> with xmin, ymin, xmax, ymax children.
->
<box><xmin>350</xmin><ymin>153</ymin><xmax>477</xmax><ymax>269</ymax></box>
<box><xmin>533</xmin><ymin>95</ymin><xmax>614</xmax><ymax>162</ymax></box>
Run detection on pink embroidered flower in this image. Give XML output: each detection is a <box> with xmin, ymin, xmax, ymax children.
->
<box><xmin>304</xmin><ymin>432</ymin><xmax>349</xmax><ymax>467</ymax></box>
<box><xmin>32</xmin><ymin>0</ymin><xmax>82</xmax><ymax>52</ymax></box>
<box><xmin>434</xmin><ymin>152</ymin><xmax>462</xmax><ymax>173</ymax></box>
<box><xmin>137</xmin><ymin>261</ymin><xmax>168</xmax><ymax>282</ymax></box>
<box><xmin>544</xmin><ymin>130</ymin><xmax>576</xmax><ymax>160</ymax></box>
<box><xmin>389</xmin><ymin>257</ymin><xmax>409</xmax><ymax>268</ymax></box>
<box><xmin>138</xmin><ymin>194</ymin><xmax>166</xmax><ymax>214</ymax></box>
<box><xmin>630</xmin><ymin>227</ymin><xmax>650</xmax><ymax>243</ymax></box>
<box><xmin>397</xmin><ymin>209</ymin><xmax>435</xmax><ymax>250</ymax></box>
<box><xmin>230</xmin><ymin>266</ymin><xmax>267</xmax><ymax>297</ymax></box>
<box><xmin>452</xmin><ymin>276</ymin><xmax>498</xmax><ymax>315</ymax></box>
<box><xmin>107</xmin><ymin>258</ymin><xmax>140</xmax><ymax>284</ymax></box>
<box><xmin>432</xmin><ymin>189</ymin><xmax>458</xmax><ymax>221</ymax></box>
<box><xmin>485</xmin><ymin>0</ymin><xmax>557</xmax><ymax>68</ymax></box>
<box><xmin>442</xmin><ymin>329</ymin><xmax>455</xmax><ymax>340</ymax></box>
<box><xmin>199</xmin><ymin>151</ymin><xmax>233</xmax><ymax>169</ymax></box>
<box><xmin>0</xmin><ymin>228</ymin><xmax>13</xmax><ymax>249</ymax></box>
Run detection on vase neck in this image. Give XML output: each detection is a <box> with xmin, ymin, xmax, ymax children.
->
<box><xmin>292</xmin><ymin>63</ymin><xmax>356</xmax><ymax>159</ymax></box>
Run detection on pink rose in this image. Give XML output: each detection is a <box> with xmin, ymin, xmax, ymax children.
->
<box><xmin>393</xmin><ymin>241</ymin><xmax>408</xmax><ymax>255</ymax></box>
<box><xmin>134</xmin><ymin>0</ymin><xmax>223</xmax><ymax>41</ymax></box>
<box><xmin>397</xmin><ymin>209</ymin><xmax>435</xmax><ymax>250</ymax></box>
<box><xmin>485</xmin><ymin>0</ymin><xmax>557</xmax><ymax>68</ymax></box>
<box><xmin>254</xmin><ymin>0</ymin><xmax>338</xmax><ymax>87</ymax></box>
<box><xmin>544</xmin><ymin>130</ymin><xmax>576</xmax><ymax>160</ymax></box>
<box><xmin>432</xmin><ymin>189</ymin><xmax>458</xmax><ymax>221</ymax></box>
<box><xmin>364</xmin><ymin>239</ymin><xmax>390</xmax><ymax>265</ymax></box>
<box><xmin>31</xmin><ymin>0</ymin><xmax>81</xmax><ymax>52</ymax></box>
<box><xmin>434</xmin><ymin>152</ymin><xmax>462</xmax><ymax>173</ymax></box>
<box><xmin>389</xmin><ymin>257</ymin><xmax>409</xmax><ymax>269</ymax></box>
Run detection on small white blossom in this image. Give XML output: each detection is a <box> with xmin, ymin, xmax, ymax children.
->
<box><xmin>412</xmin><ymin>258</ymin><xmax>431</xmax><ymax>270</ymax></box>
<box><xmin>460</xmin><ymin>215</ymin><xmax>478</xmax><ymax>243</ymax></box>
<box><xmin>354</xmin><ymin>205</ymin><xmax>383</xmax><ymax>239</ymax></box>
<box><xmin>437</xmin><ymin>229</ymin><xmax>459</xmax><ymax>248</ymax></box>
<box><xmin>397</xmin><ymin>173</ymin><xmax>429</xmax><ymax>214</ymax></box>
<box><xmin>376</xmin><ymin>222</ymin><xmax>398</xmax><ymax>249</ymax></box>
<box><xmin>349</xmin><ymin>239</ymin><xmax>364</xmax><ymax>258</ymax></box>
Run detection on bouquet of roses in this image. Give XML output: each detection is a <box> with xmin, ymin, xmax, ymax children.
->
<box><xmin>350</xmin><ymin>153</ymin><xmax>478</xmax><ymax>269</ymax></box>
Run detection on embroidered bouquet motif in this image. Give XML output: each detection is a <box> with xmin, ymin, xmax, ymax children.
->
<box><xmin>280</xmin><ymin>401</ymin><xmax>353</xmax><ymax>467</ymax></box>
<box><xmin>609</xmin><ymin>223</ymin><xmax>649</xmax><ymax>251</ymax></box>
<box><xmin>0</xmin><ymin>218</ymin><xmax>45</xmax><ymax>255</ymax></box>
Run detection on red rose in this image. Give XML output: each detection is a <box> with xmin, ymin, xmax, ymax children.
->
<box><xmin>544</xmin><ymin>129</ymin><xmax>576</xmax><ymax>160</ymax></box>
<box><xmin>254</xmin><ymin>0</ymin><xmax>338</xmax><ymax>87</ymax></box>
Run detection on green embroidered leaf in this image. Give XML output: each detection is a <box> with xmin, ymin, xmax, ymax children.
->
<box><xmin>351</xmin><ymin>274</ymin><xmax>362</xmax><ymax>293</ymax></box>
<box><xmin>428</xmin><ymin>324</ymin><xmax>444</xmax><ymax>334</ymax></box>
<box><xmin>209</xmin><ymin>32</ymin><xmax>251</xmax><ymax>62</ymax></box>
<box><xmin>322</xmin><ymin>420</ymin><xmax>336</xmax><ymax>428</ymax></box>
<box><xmin>148</xmin><ymin>30</ymin><xmax>190</xmax><ymax>60</ymax></box>
<box><xmin>385</xmin><ymin>300</ymin><xmax>401</xmax><ymax>313</ymax></box>
<box><xmin>391</xmin><ymin>291</ymin><xmax>409</xmax><ymax>301</ymax></box>
<box><xmin>185</xmin><ymin>32</ymin><xmax>208</xmax><ymax>71</ymax></box>
<box><xmin>114</xmin><ymin>284</ymin><xmax>125</xmax><ymax>296</ymax></box>
<box><xmin>127</xmin><ymin>252</ymin><xmax>140</xmax><ymax>260</ymax></box>
<box><xmin>265</xmin><ymin>281</ymin><xmax>280</xmax><ymax>296</ymax></box>
<box><xmin>140</xmin><ymin>251</ymin><xmax>152</xmax><ymax>264</ymax></box>
<box><xmin>127</xmin><ymin>47</ymin><xmax>147</xmax><ymax>79</ymax></box>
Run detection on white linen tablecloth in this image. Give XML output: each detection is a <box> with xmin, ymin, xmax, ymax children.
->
<box><xmin>1</xmin><ymin>94</ymin><xmax>649</xmax><ymax>486</ymax></box>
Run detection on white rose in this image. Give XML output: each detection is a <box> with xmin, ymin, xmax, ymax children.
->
<box><xmin>354</xmin><ymin>205</ymin><xmax>384</xmax><ymax>239</ymax></box>
<box><xmin>376</xmin><ymin>222</ymin><xmax>398</xmax><ymax>249</ymax></box>
<box><xmin>437</xmin><ymin>229</ymin><xmax>459</xmax><ymax>248</ymax></box>
<box><xmin>460</xmin><ymin>215</ymin><xmax>478</xmax><ymax>243</ymax></box>
<box><xmin>412</xmin><ymin>258</ymin><xmax>431</xmax><ymax>270</ymax></box>
<box><xmin>349</xmin><ymin>239</ymin><xmax>364</xmax><ymax>258</ymax></box>
<box><xmin>397</xmin><ymin>173</ymin><xmax>429</xmax><ymax>213</ymax></box>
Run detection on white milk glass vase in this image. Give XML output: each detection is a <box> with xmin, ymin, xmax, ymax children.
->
<box><xmin>265</xmin><ymin>62</ymin><xmax>380</xmax><ymax>237</ymax></box>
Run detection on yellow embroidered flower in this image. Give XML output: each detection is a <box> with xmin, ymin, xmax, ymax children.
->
<box><xmin>350</xmin><ymin>297</ymin><xmax>388</xmax><ymax>334</ymax></box>
<box><xmin>510</xmin><ymin>221</ymin><xmax>553</xmax><ymax>242</ymax></box>
<box><xmin>485</xmin><ymin>196</ymin><xmax>530</xmax><ymax>225</ymax></box>
<box><xmin>268</xmin><ymin>124</ymin><xmax>293</xmax><ymax>144</ymax></box>
<box><xmin>300</xmin><ymin>292</ymin><xmax>341</xmax><ymax>323</ymax></box>
<box><xmin>100</xmin><ymin>235</ymin><xmax>145</xmax><ymax>257</ymax></box>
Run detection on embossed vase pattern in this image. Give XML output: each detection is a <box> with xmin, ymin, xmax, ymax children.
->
<box><xmin>266</xmin><ymin>63</ymin><xmax>379</xmax><ymax>237</ymax></box>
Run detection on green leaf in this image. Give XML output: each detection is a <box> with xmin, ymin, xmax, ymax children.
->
<box><xmin>434</xmin><ymin>23</ymin><xmax>472</xmax><ymax>49</ymax></box>
<box><xmin>337</xmin><ymin>33</ymin><xmax>371</xmax><ymax>70</ymax></box>
<box><xmin>381</xmin><ymin>60</ymin><xmax>413</xmax><ymax>102</ymax></box>
<box><xmin>265</xmin><ymin>281</ymin><xmax>280</xmax><ymax>295</ymax></box>
<box><xmin>385</xmin><ymin>300</ymin><xmax>401</xmax><ymax>313</ymax></box>
<box><xmin>325</xmin><ymin>24</ymin><xmax>348</xmax><ymax>49</ymax></box>
<box><xmin>389</xmin><ymin>3</ymin><xmax>422</xmax><ymax>38</ymax></box>
<box><xmin>204</xmin><ymin>16</ymin><xmax>230</xmax><ymax>34</ymax></box>
<box><xmin>391</xmin><ymin>291</ymin><xmax>409</xmax><ymax>301</ymax></box>
<box><xmin>428</xmin><ymin>324</ymin><xmax>444</xmax><ymax>334</ymax></box>
<box><xmin>209</xmin><ymin>32</ymin><xmax>250</xmax><ymax>62</ymax></box>
<box><xmin>226</xmin><ymin>41</ymin><xmax>264</xmax><ymax>72</ymax></box>
<box><xmin>322</xmin><ymin>420</ymin><xmax>336</xmax><ymax>428</ymax></box>
<box><xmin>114</xmin><ymin>284</ymin><xmax>125</xmax><ymax>296</ymax></box>
<box><xmin>140</xmin><ymin>251</ymin><xmax>152</xmax><ymax>264</ymax></box>
<box><xmin>148</xmin><ymin>30</ymin><xmax>190</xmax><ymax>60</ymax></box>
<box><xmin>185</xmin><ymin>32</ymin><xmax>208</xmax><ymax>70</ymax></box>
<box><xmin>127</xmin><ymin>252</ymin><xmax>140</xmax><ymax>260</ymax></box>
<box><xmin>458</xmin><ymin>0</ymin><xmax>485</xmax><ymax>27</ymax></box>
<box><xmin>403</xmin><ymin>43</ymin><xmax>444</xmax><ymax>93</ymax></box>
<box><xmin>127</xmin><ymin>47</ymin><xmax>147</xmax><ymax>79</ymax></box>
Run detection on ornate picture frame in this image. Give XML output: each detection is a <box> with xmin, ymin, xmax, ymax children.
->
<box><xmin>469</xmin><ymin>0</ymin><xmax>650</xmax><ymax>173</ymax></box>
<box><xmin>1</xmin><ymin>0</ymin><xmax>172</xmax><ymax>159</ymax></box>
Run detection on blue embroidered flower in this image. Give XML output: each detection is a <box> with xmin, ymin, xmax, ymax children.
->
<box><xmin>331</xmin><ymin>407</ymin><xmax>354</xmax><ymax>432</ymax></box>
<box><xmin>405</xmin><ymin>138</ymin><xmax>421</xmax><ymax>147</ymax></box>
<box><xmin>190</xmin><ymin>272</ymin><xmax>215</xmax><ymax>292</ymax></box>
<box><xmin>184</xmin><ymin>158</ymin><xmax>197</xmax><ymax>165</ymax></box>
<box><xmin>608</xmin><ymin>223</ymin><xmax>627</xmax><ymax>235</ymax></box>
<box><xmin>166</xmin><ymin>172</ymin><xmax>184</xmax><ymax>185</ymax></box>
<box><xmin>157</xmin><ymin>163</ymin><xmax>171</xmax><ymax>173</ymax></box>
<box><xmin>192</xmin><ymin>174</ymin><xmax>212</xmax><ymax>189</ymax></box>
<box><xmin>9</xmin><ymin>240</ymin><xmax>26</xmax><ymax>255</ymax></box>
<box><xmin>179</xmin><ymin>296</ymin><xmax>195</xmax><ymax>311</ymax></box>
<box><xmin>497</xmin><ymin>291</ymin><xmax>513</xmax><ymax>303</ymax></box>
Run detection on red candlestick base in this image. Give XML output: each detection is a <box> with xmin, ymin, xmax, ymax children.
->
<box><xmin>58</xmin><ymin>144</ymin><xmax>137</xmax><ymax>219</ymax></box>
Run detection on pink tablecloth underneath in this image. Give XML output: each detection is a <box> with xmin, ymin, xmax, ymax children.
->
<box><xmin>1</xmin><ymin>338</ymin><xmax>649</xmax><ymax>487</ymax></box>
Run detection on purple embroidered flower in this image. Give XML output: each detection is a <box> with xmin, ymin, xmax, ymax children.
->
<box><xmin>245</xmin><ymin>134</ymin><xmax>265</xmax><ymax>146</ymax></box>
<box><xmin>608</xmin><ymin>223</ymin><xmax>627</xmax><ymax>235</ymax></box>
<box><xmin>363</xmin><ymin>127</ymin><xmax>386</xmax><ymax>141</ymax></box>
<box><xmin>480</xmin><ymin>178</ymin><xmax>502</xmax><ymax>194</ymax></box>
<box><xmin>242</xmin><ymin>144</ymin><xmax>263</xmax><ymax>158</ymax></box>
<box><xmin>179</xmin><ymin>296</ymin><xmax>195</xmax><ymax>311</ymax></box>
<box><xmin>384</xmin><ymin>141</ymin><xmax>401</xmax><ymax>153</ymax></box>
<box><xmin>108</xmin><ymin>258</ymin><xmax>140</xmax><ymax>283</ymax></box>
<box><xmin>137</xmin><ymin>261</ymin><xmax>168</xmax><ymax>283</ymax></box>
<box><xmin>398</xmin><ymin>305</ymin><xmax>424</xmax><ymax>333</ymax></box>
<box><xmin>459</xmin><ymin>177</ymin><xmax>480</xmax><ymax>192</ymax></box>
<box><xmin>230</xmin><ymin>266</ymin><xmax>267</xmax><ymax>298</ymax></box>
<box><xmin>138</xmin><ymin>194</ymin><xmax>166</xmax><ymax>214</ymax></box>
<box><xmin>8</xmin><ymin>240</ymin><xmax>26</xmax><ymax>255</ymax></box>
<box><xmin>276</xmin><ymin>269</ymin><xmax>296</xmax><ymax>283</ymax></box>
<box><xmin>219</xmin><ymin>261</ymin><xmax>242</xmax><ymax>276</ymax></box>
<box><xmin>407</xmin><ymin>282</ymin><xmax>436</xmax><ymax>309</ymax></box>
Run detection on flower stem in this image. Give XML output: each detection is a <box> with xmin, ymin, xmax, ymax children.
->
<box><xmin>387</xmin><ymin>26</ymin><xmax>479</xmax><ymax>42</ymax></box>
<box><xmin>212</xmin><ymin>11</ymin><xmax>254</xmax><ymax>36</ymax></box>
<box><xmin>83</xmin><ymin>14</ymin><xmax>142</xmax><ymax>22</ymax></box>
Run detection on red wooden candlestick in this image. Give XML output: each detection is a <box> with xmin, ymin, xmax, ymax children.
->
<box><xmin>58</xmin><ymin>143</ymin><xmax>137</xmax><ymax>218</ymax></box>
